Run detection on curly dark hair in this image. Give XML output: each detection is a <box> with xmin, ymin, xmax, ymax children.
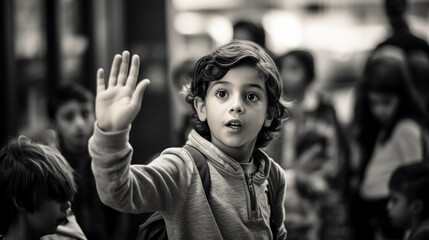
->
<box><xmin>186</xmin><ymin>40</ymin><xmax>289</xmax><ymax>148</ymax></box>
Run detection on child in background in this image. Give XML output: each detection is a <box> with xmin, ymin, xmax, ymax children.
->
<box><xmin>266</xmin><ymin>50</ymin><xmax>348</xmax><ymax>240</ymax></box>
<box><xmin>47</xmin><ymin>83</ymin><xmax>95</xmax><ymax>156</ymax></box>
<box><xmin>283</xmin><ymin>168</ymin><xmax>327</xmax><ymax>240</ymax></box>
<box><xmin>388</xmin><ymin>162</ymin><xmax>429</xmax><ymax>240</ymax></box>
<box><xmin>352</xmin><ymin>55</ymin><xmax>429</xmax><ymax>240</ymax></box>
<box><xmin>47</xmin><ymin>83</ymin><xmax>128</xmax><ymax>240</ymax></box>
<box><xmin>89</xmin><ymin>40</ymin><xmax>288</xmax><ymax>239</ymax></box>
<box><xmin>233</xmin><ymin>20</ymin><xmax>267</xmax><ymax>50</ymax></box>
<box><xmin>0</xmin><ymin>136</ymin><xmax>84</xmax><ymax>240</ymax></box>
<box><xmin>232</xmin><ymin>20</ymin><xmax>275</xmax><ymax>58</ymax></box>
<box><xmin>267</xmin><ymin>50</ymin><xmax>346</xmax><ymax>181</ymax></box>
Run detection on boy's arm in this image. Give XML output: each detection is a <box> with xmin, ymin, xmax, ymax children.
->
<box><xmin>90</xmin><ymin>51</ymin><xmax>192</xmax><ymax>213</ymax></box>
<box><xmin>89</xmin><ymin>125</ymin><xmax>193</xmax><ymax>213</ymax></box>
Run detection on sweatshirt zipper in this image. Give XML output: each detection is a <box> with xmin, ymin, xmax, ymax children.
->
<box><xmin>245</xmin><ymin>172</ymin><xmax>258</xmax><ymax>218</ymax></box>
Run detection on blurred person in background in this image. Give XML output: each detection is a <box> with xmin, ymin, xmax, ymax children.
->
<box><xmin>233</xmin><ymin>20</ymin><xmax>274</xmax><ymax>58</ymax></box>
<box><xmin>45</xmin><ymin>83</ymin><xmax>128</xmax><ymax>240</ymax></box>
<box><xmin>350</xmin><ymin>55</ymin><xmax>429</xmax><ymax>240</ymax></box>
<box><xmin>387</xmin><ymin>162</ymin><xmax>429</xmax><ymax>240</ymax></box>
<box><xmin>233</xmin><ymin>20</ymin><xmax>267</xmax><ymax>50</ymax></box>
<box><xmin>282</xmin><ymin>161</ymin><xmax>328</xmax><ymax>240</ymax></box>
<box><xmin>265</xmin><ymin>50</ymin><xmax>349</xmax><ymax>240</ymax></box>
<box><xmin>375</xmin><ymin>0</ymin><xmax>429</xmax><ymax>58</ymax></box>
<box><xmin>374</xmin><ymin>0</ymin><xmax>429</xmax><ymax>113</ymax></box>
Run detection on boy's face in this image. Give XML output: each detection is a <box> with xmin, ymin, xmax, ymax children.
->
<box><xmin>387</xmin><ymin>189</ymin><xmax>413</xmax><ymax>228</ymax></box>
<box><xmin>195</xmin><ymin>65</ymin><xmax>270</xmax><ymax>156</ymax></box>
<box><xmin>55</xmin><ymin>100</ymin><xmax>95</xmax><ymax>152</ymax></box>
<box><xmin>24</xmin><ymin>198</ymin><xmax>71</xmax><ymax>236</ymax></box>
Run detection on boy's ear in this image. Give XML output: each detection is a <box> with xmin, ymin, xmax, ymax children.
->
<box><xmin>264</xmin><ymin>118</ymin><xmax>273</xmax><ymax>127</ymax></box>
<box><xmin>194</xmin><ymin>97</ymin><xmax>207</xmax><ymax>122</ymax></box>
<box><xmin>264</xmin><ymin>111</ymin><xmax>274</xmax><ymax>127</ymax></box>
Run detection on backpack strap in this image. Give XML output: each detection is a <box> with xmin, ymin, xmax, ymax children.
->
<box><xmin>183</xmin><ymin>145</ymin><xmax>211</xmax><ymax>198</ymax></box>
<box><xmin>267</xmin><ymin>162</ymin><xmax>279</xmax><ymax>239</ymax></box>
<box><xmin>421</xmin><ymin>128</ymin><xmax>429</xmax><ymax>161</ymax></box>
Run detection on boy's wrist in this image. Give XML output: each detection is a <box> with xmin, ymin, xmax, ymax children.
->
<box><xmin>97</xmin><ymin>121</ymin><xmax>130</xmax><ymax>132</ymax></box>
<box><xmin>96</xmin><ymin>122</ymin><xmax>130</xmax><ymax>133</ymax></box>
<box><xmin>91</xmin><ymin>122</ymin><xmax>131</xmax><ymax>152</ymax></box>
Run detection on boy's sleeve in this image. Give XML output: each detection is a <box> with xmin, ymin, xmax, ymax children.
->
<box><xmin>88</xmin><ymin>123</ymin><xmax>194</xmax><ymax>213</ymax></box>
<box><xmin>271</xmin><ymin>161</ymin><xmax>288</xmax><ymax>240</ymax></box>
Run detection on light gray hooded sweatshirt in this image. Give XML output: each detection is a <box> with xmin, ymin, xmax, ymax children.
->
<box><xmin>89</xmin><ymin>125</ymin><xmax>287</xmax><ymax>240</ymax></box>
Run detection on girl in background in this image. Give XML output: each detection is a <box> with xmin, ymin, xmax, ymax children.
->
<box><xmin>351</xmin><ymin>54</ymin><xmax>429</xmax><ymax>240</ymax></box>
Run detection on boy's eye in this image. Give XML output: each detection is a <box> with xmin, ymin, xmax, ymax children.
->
<box><xmin>246</xmin><ymin>93</ymin><xmax>259</xmax><ymax>102</ymax></box>
<box><xmin>63</xmin><ymin>113</ymin><xmax>75</xmax><ymax>122</ymax></box>
<box><xmin>215</xmin><ymin>90</ymin><xmax>228</xmax><ymax>99</ymax></box>
<box><xmin>81</xmin><ymin>110</ymin><xmax>90</xmax><ymax>119</ymax></box>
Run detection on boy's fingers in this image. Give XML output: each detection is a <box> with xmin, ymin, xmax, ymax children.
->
<box><xmin>97</xmin><ymin>68</ymin><xmax>105</xmax><ymax>94</ymax></box>
<box><xmin>118</xmin><ymin>51</ymin><xmax>130</xmax><ymax>85</ymax></box>
<box><xmin>126</xmin><ymin>55</ymin><xmax>140</xmax><ymax>89</ymax></box>
<box><xmin>131</xmin><ymin>79</ymin><xmax>150</xmax><ymax>108</ymax></box>
<box><xmin>109</xmin><ymin>54</ymin><xmax>122</xmax><ymax>87</ymax></box>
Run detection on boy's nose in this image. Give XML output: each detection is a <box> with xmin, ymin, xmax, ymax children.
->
<box><xmin>74</xmin><ymin>115</ymin><xmax>86</xmax><ymax>127</ymax></box>
<box><xmin>230</xmin><ymin>105</ymin><xmax>244</xmax><ymax>114</ymax></box>
<box><xmin>229</xmin><ymin>97</ymin><xmax>245</xmax><ymax>114</ymax></box>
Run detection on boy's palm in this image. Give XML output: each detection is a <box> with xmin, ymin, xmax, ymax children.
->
<box><xmin>96</xmin><ymin>51</ymin><xmax>150</xmax><ymax>131</ymax></box>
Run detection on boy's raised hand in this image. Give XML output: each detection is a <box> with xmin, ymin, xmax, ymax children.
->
<box><xmin>96</xmin><ymin>51</ymin><xmax>150</xmax><ymax>132</ymax></box>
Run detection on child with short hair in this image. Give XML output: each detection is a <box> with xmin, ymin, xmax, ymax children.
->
<box><xmin>388</xmin><ymin>162</ymin><xmax>429</xmax><ymax>240</ymax></box>
<box><xmin>47</xmin><ymin>83</ymin><xmax>95</xmax><ymax>154</ymax></box>
<box><xmin>89</xmin><ymin>40</ymin><xmax>289</xmax><ymax>239</ymax></box>
<box><xmin>0</xmin><ymin>136</ymin><xmax>82</xmax><ymax>239</ymax></box>
<box><xmin>46</xmin><ymin>83</ymin><xmax>127</xmax><ymax>240</ymax></box>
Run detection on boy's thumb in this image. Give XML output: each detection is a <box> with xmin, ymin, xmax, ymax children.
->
<box><xmin>132</xmin><ymin>79</ymin><xmax>150</xmax><ymax>107</ymax></box>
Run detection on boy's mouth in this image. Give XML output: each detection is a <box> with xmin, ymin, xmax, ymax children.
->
<box><xmin>225</xmin><ymin>119</ymin><xmax>243</xmax><ymax>129</ymax></box>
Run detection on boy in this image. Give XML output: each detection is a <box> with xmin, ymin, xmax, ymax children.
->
<box><xmin>89</xmin><ymin>40</ymin><xmax>289</xmax><ymax>239</ymax></box>
<box><xmin>388</xmin><ymin>162</ymin><xmax>429</xmax><ymax>240</ymax></box>
<box><xmin>47</xmin><ymin>83</ymin><xmax>127</xmax><ymax>240</ymax></box>
<box><xmin>47</xmin><ymin>83</ymin><xmax>95</xmax><ymax>155</ymax></box>
<box><xmin>0</xmin><ymin>136</ymin><xmax>83</xmax><ymax>239</ymax></box>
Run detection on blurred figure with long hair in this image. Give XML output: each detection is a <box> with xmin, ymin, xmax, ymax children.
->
<box><xmin>350</xmin><ymin>54</ymin><xmax>429</xmax><ymax>240</ymax></box>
